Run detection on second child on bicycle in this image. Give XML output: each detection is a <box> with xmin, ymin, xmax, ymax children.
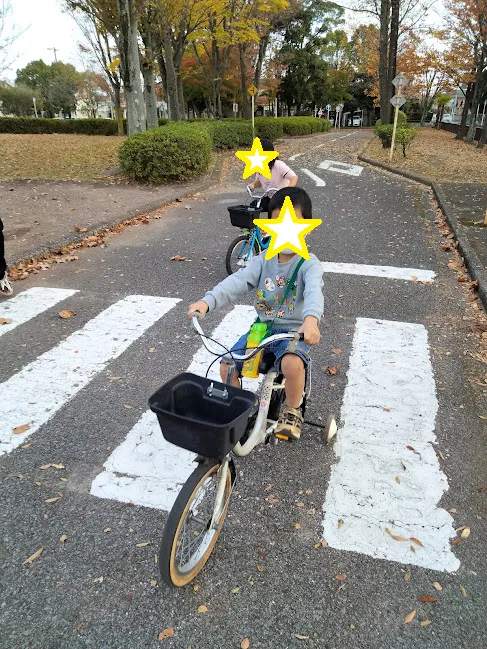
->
<box><xmin>247</xmin><ymin>138</ymin><xmax>298</xmax><ymax>214</ymax></box>
<box><xmin>188</xmin><ymin>187</ymin><xmax>323</xmax><ymax>441</ymax></box>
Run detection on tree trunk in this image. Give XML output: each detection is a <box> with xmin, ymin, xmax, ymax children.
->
<box><xmin>163</xmin><ymin>26</ymin><xmax>180</xmax><ymax>121</ymax></box>
<box><xmin>478</xmin><ymin>107</ymin><xmax>487</xmax><ymax>149</ymax></box>
<box><xmin>116</xmin><ymin>0</ymin><xmax>145</xmax><ymax>135</ymax></box>
<box><xmin>176</xmin><ymin>72</ymin><xmax>186</xmax><ymax>120</ymax></box>
<box><xmin>239</xmin><ymin>43</ymin><xmax>251</xmax><ymax>119</ymax></box>
<box><xmin>113</xmin><ymin>84</ymin><xmax>124</xmax><ymax>135</ymax></box>
<box><xmin>466</xmin><ymin>55</ymin><xmax>485</xmax><ymax>142</ymax></box>
<box><xmin>142</xmin><ymin>64</ymin><xmax>158</xmax><ymax>128</ymax></box>
<box><xmin>456</xmin><ymin>82</ymin><xmax>473</xmax><ymax>140</ymax></box>
<box><xmin>388</xmin><ymin>0</ymin><xmax>399</xmax><ymax>119</ymax></box>
<box><xmin>379</xmin><ymin>0</ymin><xmax>391</xmax><ymax>124</ymax></box>
<box><xmin>254</xmin><ymin>33</ymin><xmax>270</xmax><ymax>89</ymax></box>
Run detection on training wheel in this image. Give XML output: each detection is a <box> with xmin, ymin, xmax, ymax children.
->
<box><xmin>324</xmin><ymin>415</ymin><xmax>338</xmax><ymax>445</ymax></box>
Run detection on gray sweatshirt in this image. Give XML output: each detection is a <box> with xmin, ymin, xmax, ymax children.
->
<box><xmin>203</xmin><ymin>252</ymin><xmax>324</xmax><ymax>330</ymax></box>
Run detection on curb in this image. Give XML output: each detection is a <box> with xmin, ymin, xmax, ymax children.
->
<box><xmin>359</xmin><ymin>154</ymin><xmax>487</xmax><ymax>310</ymax></box>
<box><xmin>9</xmin><ymin>156</ymin><xmax>224</xmax><ymax>268</ymax></box>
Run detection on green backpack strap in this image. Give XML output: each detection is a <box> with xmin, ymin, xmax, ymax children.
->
<box><xmin>257</xmin><ymin>257</ymin><xmax>305</xmax><ymax>332</ymax></box>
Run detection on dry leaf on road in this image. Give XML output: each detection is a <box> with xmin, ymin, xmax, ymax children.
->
<box><xmin>23</xmin><ymin>547</ymin><xmax>44</xmax><ymax>564</ymax></box>
<box><xmin>241</xmin><ymin>638</ymin><xmax>250</xmax><ymax>649</ymax></box>
<box><xmin>158</xmin><ymin>628</ymin><xmax>174</xmax><ymax>641</ymax></box>
<box><xmin>419</xmin><ymin>596</ymin><xmax>437</xmax><ymax>603</ymax></box>
<box><xmin>432</xmin><ymin>582</ymin><xmax>442</xmax><ymax>591</ymax></box>
<box><xmin>420</xmin><ymin>620</ymin><xmax>431</xmax><ymax>627</ymax></box>
<box><xmin>327</xmin><ymin>364</ymin><xmax>340</xmax><ymax>375</ymax></box>
<box><xmin>331</xmin><ymin>348</ymin><xmax>343</xmax><ymax>354</ymax></box>
<box><xmin>410</xmin><ymin>537</ymin><xmax>424</xmax><ymax>547</ymax></box>
<box><xmin>404</xmin><ymin>571</ymin><xmax>412</xmax><ymax>581</ymax></box>
<box><xmin>45</xmin><ymin>496</ymin><xmax>62</xmax><ymax>503</ymax></box>
<box><xmin>197</xmin><ymin>604</ymin><xmax>208</xmax><ymax>613</ymax></box>
<box><xmin>294</xmin><ymin>635</ymin><xmax>310</xmax><ymax>640</ymax></box>
<box><xmin>59</xmin><ymin>310</ymin><xmax>76</xmax><ymax>319</ymax></box>
<box><xmin>232</xmin><ymin>587</ymin><xmax>240</xmax><ymax>593</ymax></box>
<box><xmin>60</xmin><ymin>535</ymin><xmax>68</xmax><ymax>544</ymax></box>
<box><xmin>0</xmin><ymin>317</ymin><xmax>12</xmax><ymax>325</ymax></box>
<box><xmin>135</xmin><ymin>542</ymin><xmax>151</xmax><ymax>548</ymax></box>
<box><xmin>335</xmin><ymin>574</ymin><xmax>346</xmax><ymax>581</ymax></box>
<box><xmin>13</xmin><ymin>424</ymin><xmax>30</xmax><ymax>435</ymax></box>
<box><xmin>171</xmin><ymin>254</ymin><xmax>191</xmax><ymax>262</ymax></box>
<box><xmin>459</xmin><ymin>585</ymin><xmax>467</xmax><ymax>598</ymax></box>
<box><xmin>404</xmin><ymin>610</ymin><xmax>416</xmax><ymax>624</ymax></box>
<box><xmin>385</xmin><ymin>527</ymin><xmax>408</xmax><ymax>542</ymax></box>
<box><xmin>460</xmin><ymin>527</ymin><xmax>471</xmax><ymax>539</ymax></box>
<box><xmin>93</xmin><ymin>576</ymin><xmax>104</xmax><ymax>583</ymax></box>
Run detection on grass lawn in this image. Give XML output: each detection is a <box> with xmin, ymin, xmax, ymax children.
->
<box><xmin>365</xmin><ymin>127</ymin><xmax>487</xmax><ymax>183</ymax></box>
<box><xmin>0</xmin><ymin>134</ymin><xmax>124</xmax><ymax>181</ymax></box>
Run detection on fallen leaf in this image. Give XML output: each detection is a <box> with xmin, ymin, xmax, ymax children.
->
<box><xmin>60</xmin><ymin>534</ymin><xmax>68</xmax><ymax>544</ymax></box>
<box><xmin>327</xmin><ymin>364</ymin><xmax>340</xmax><ymax>375</ymax></box>
<box><xmin>410</xmin><ymin>537</ymin><xmax>424</xmax><ymax>547</ymax></box>
<box><xmin>40</xmin><ymin>464</ymin><xmax>52</xmax><ymax>469</ymax></box>
<box><xmin>150</xmin><ymin>579</ymin><xmax>158</xmax><ymax>586</ymax></box>
<box><xmin>478</xmin><ymin>415</ymin><xmax>487</xmax><ymax>420</ymax></box>
<box><xmin>35</xmin><ymin>481</ymin><xmax>41</xmax><ymax>486</ymax></box>
<box><xmin>385</xmin><ymin>528</ymin><xmax>409</xmax><ymax>542</ymax></box>
<box><xmin>93</xmin><ymin>576</ymin><xmax>104</xmax><ymax>583</ymax></box>
<box><xmin>135</xmin><ymin>542</ymin><xmax>151</xmax><ymax>547</ymax></box>
<box><xmin>294</xmin><ymin>635</ymin><xmax>310</xmax><ymax>640</ymax></box>
<box><xmin>451</xmin><ymin>537</ymin><xmax>461</xmax><ymax>546</ymax></box>
<box><xmin>45</xmin><ymin>496</ymin><xmax>61</xmax><ymax>503</ymax></box>
<box><xmin>383</xmin><ymin>407</ymin><xmax>391</xmax><ymax>412</ymax></box>
<box><xmin>401</xmin><ymin>461</ymin><xmax>407</xmax><ymax>471</ymax></box>
<box><xmin>296</xmin><ymin>502</ymin><xmax>305</xmax><ymax>508</ymax></box>
<box><xmin>21</xmin><ymin>443</ymin><xmax>32</xmax><ymax>449</ymax></box>
<box><xmin>23</xmin><ymin>547</ymin><xmax>44</xmax><ymax>564</ymax></box>
<box><xmin>193</xmin><ymin>584</ymin><xmax>199</xmax><ymax>592</ymax></box>
<box><xmin>335</xmin><ymin>574</ymin><xmax>346</xmax><ymax>581</ymax></box>
<box><xmin>305</xmin><ymin>489</ymin><xmax>312</xmax><ymax>495</ymax></box>
<box><xmin>404</xmin><ymin>571</ymin><xmax>412</xmax><ymax>581</ymax></box>
<box><xmin>404</xmin><ymin>610</ymin><xmax>416</xmax><ymax>624</ymax></box>
<box><xmin>59</xmin><ymin>310</ymin><xmax>76</xmax><ymax>319</ymax></box>
<box><xmin>419</xmin><ymin>596</ymin><xmax>437</xmax><ymax>603</ymax></box>
<box><xmin>241</xmin><ymin>638</ymin><xmax>250</xmax><ymax>649</ymax></box>
<box><xmin>295</xmin><ymin>523</ymin><xmax>301</xmax><ymax>529</ymax></box>
<box><xmin>104</xmin><ymin>527</ymin><xmax>111</xmax><ymax>533</ymax></box>
<box><xmin>432</xmin><ymin>582</ymin><xmax>442</xmax><ymax>591</ymax></box>
<box><xmin>459</xmin><ymin>584</ymin><xmax>467</xmax><ymax>598</ymax></box>
<box><xmin>59</xmin><ymin>477</ymin><xmax>68</xmax><ymax>482</ymax></box>
<box><xmin>450</xmin><ymin>508</ymin><xmax>457</xmax><ymax>513</ymax></box>
<box><xmin>314</xmin><ymin>539</ymin><xmax>328</xmax><ymax>548</ymax></box>
<box><xmin>123</xmin><ymin>404</ymin><xmax>133</xmax><ymax>409</ymax></box>
<box><xmin>257</xmin><ymin>564</ymin><xmax>264</xmax><ymax>572</ymax></box>
<box><xmin>258</xmin><ymin>549</ymin><xmax>265</xmax><ymax>559</ymax></box>
<box><xmin>52</xmin><ymin>464</ymin><xmax>64</xmax><ymax>469</ymax></box>
<box><xmin>420</xmin><ymin>620</ymin><xmax>431</xmax><ymax>627</ymax></box>
<box><xmin>461</xmin><ymin>527</ymin><xmax>471</xmax><ymax>539</ymax></box>
<box><xmin>331</xmin><ymin>348</ymin><xmax>343</xmax><ymax>354</ymax></box>
<box><xmin>0</xmin><ymin>317</ymin><xmax>12</xmax><ymax>325</ymax></box>
<box><xmin>197</xmin><ymin>604</ymin><xmax>208</xmax><ymax>613</ymax></box>
<box><xmin>412</xmin><ymin>275</ymin><xmax>418</xmax><ymax>282</ymax></box>
<box><xmin>77</xmin><ymin>622</ymin><xmax>88</xmax><ymax>632</ymax></box>
<box><xmin>267</xmin><ymin>496</ymin><xmax>279</xmax><ymax>504</ymax></box>
<box><xmin>406</xmin><ymin>445</ymin><xmax>415</xmax><ymax>451</ymax></box>
<box><xmin>338</xmin><ymin>519</ymin><xmax>343</xmax><ymax>528</ymax></box>
<box><xmin>231</xmin><ymin>587</ymin><xmax>240</xmax><ymax>593</ymax></box>
<box><xmin>149</xmin><ymin>347</ymin><xmax>156</xmax><ymax>353</ymax></box>
<box><xmin>395</xmin><ymin>476</ymin><xmax>401</xmax><ymax>484</ymax></box>
<box><xmin>410</xmin><ymin>545</ymin><xmax>416</xmax><ymax>553</ymax></box>
<box><xmin>171</xmin><ymin>254</ymin><xmax>191</xmax><ymax>262</ymax></box>
<box><xmin>74</xmin><ymin>226</ymin><xmax>88</xmax><ymax>232</ymax></box>
<box><xmin>13</xmin><ymin>424</ymin><xmax>30</xmax><ymax>435</ymax></box>
<box><xmin>438</xmin><ymin>450</ymin><xmax>445</xmax><ymax>461</ymax></box>
<box><xmin>158</xmin><ymin>628</ymin><xmax>174</xmax><ymax>641</ymax></box>
<box><xmin>108</xmin><ymin>376</ymin><xmax>121</xmax><ymax>381</ymax></box>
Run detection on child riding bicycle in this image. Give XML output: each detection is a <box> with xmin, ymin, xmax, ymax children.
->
<box><xmin>247</xmin><ymin>138</ymin><xmax>298</xmax><ymax>213</ymax></box>
<box><xmin>188</xmin><ymin>187</ymin><xmax>323</xmax><ymax>441</ymax></box>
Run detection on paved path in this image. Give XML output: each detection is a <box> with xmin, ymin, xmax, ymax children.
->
<box><xmin>1</xmin><ymin>130</ymin><xmax>486</xmax><ymax>649</ymax></box>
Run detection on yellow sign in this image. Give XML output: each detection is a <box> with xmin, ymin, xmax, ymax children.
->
<box><xmin>253</xmin><ymin>196</ymin><xmax>322</xmax><ymax>260</ymax></box>
<box><xmin>235</xmin><ymin>137</ymin><xmax>279</xmax><ymax>180</ymax></box>
<box><xmin>248</xmin><ymin>85</ymin><xmax>258</xmax><ymax>96</ymax></box>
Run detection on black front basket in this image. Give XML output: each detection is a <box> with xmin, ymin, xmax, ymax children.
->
<box><xmin>228</xmin><ymin>204</ymin><xmax>262</xmax><ymax>229</ymax></box>
<box><xmin>149</xmin><ymin>372</ymin><xmax>257</xmax><ymax>458</ymax></box>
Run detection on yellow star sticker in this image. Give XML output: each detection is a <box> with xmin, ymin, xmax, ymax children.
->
<box><xmin>253</xmin><ymin>196</ymin><xmax>322</xmax><ymax>260</ymax></box>
<box><xmin>235</xmin><ymin>137</ymin><xmax>279</xmax><ymax>180</ymax></box>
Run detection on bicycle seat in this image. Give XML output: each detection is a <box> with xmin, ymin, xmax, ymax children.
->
<box><xmin>258</xmin><ymin>352</ymin><xmax>276</xmax><ymax>374</ymax></box>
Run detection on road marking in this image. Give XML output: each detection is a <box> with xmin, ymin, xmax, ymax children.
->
<box><xmin>91</xmin><ymin>305</ymin><xmax>259</xmax><ymax>510</ymax></box>
<box><xmin>340</xmin><ymin>133</ymin><xmax>353</xmax><ymax>138</ymax></box>
<box><xmin>318</xmin><ymin>160</ymin><xmax>364</xmax><ymax>177</ymax></box>
<box><xmin>321</xmin><ymin>262</ymin><xmax>435</xmax><ymax>283</ymax></box>
<box><xmin>289</xmin><ymin>153</ymin><xmax>304</xmax><ymax>161</ymax></box>
<box><xmin>0</xmin><ymin>295</ymin><xmax>180</xmax><ymax>455</ymax></box>
<box><xmin>322</xmin><ymin>318</ymin><xmax>460</xmax><ymax>572</ymax></box>
<box><xmin>301</xmin><ymin>168</ymin><xmax>326</xmax><ymax>187</ymax></box>
<box><xmin>0</xmin><ymin>287</ymin><xmax>78</xmax><ymax>337</ymax></box>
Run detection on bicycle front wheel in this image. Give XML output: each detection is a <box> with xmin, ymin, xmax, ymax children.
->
<box><xmin>159</xmin><ymin>461</ymin><xmax>232</xmax><ymax>587</ymax></box>
<box><xmin>226</xmin><ymin>234</ymin><xmax>260</xmax><ymax>275</ymax></box>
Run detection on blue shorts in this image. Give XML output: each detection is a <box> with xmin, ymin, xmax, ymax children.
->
<box><xmin>224</xmin><ymin>326</ymin><xmax>311</xmax><ymax>374</ymax></box>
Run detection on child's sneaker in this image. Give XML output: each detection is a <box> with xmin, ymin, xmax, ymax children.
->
<box><xmin>275</xmin><ymin>405</ymin><xmax>303</xmax><ymax>441</ymax></box>
<box><xmin>0</xmin><ymin>272</ymin><xmax>13</xmax><ymax>297</ymax></box>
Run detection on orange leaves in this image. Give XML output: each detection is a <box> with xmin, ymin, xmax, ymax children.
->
<box><xmin>59</xmin><ymin>309</ymin><xmax>76</xmax><ymax>319</ymax></box>
<box><xmin>418</xmin><ymin>596</ymin><xmax>437</xmax><ymax>603</ymax></box>
<box><xmin>12</xmin><ymin>424</ymin><xmax>30</xmax><ymax>435</ymax></box>
<box><xmin>404</xmin><ymin>610</ymin><xmax>416</xmax><ymax>624</ymax></box>
<box><xmin>158</xmin><ymin>628</ymin><xmax>174</xmax><ymax>641</ymax></box>
<box><xmin>327</xmin><ymin>364</ymin><xmax>340</xmax><ymax>375</ymax></box>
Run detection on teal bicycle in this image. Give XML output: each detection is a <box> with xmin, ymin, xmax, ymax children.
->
<box><xmin>225</xmin><ymin>186</ymin><xmax>277</xmax><ymax>275</ymax></box>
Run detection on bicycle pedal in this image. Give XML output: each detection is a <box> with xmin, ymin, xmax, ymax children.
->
<box><xmin>275</xmin><ymin>433</ymin><xmax>290</xmax><ymax>441</ymax></box>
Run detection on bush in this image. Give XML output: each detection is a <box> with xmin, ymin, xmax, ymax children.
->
<box><xmin>199</xmin><ymin>120</ymin><xmax>253</xmax><ymax>149</ymax></box>
<box><xmin>374</xmin><ymin>123</ymin><xmax>394</xmax><ymax>147</ymax></box>
<box><xmin>119</xmin><ymin>123</ymin><xmax>212</xmax><ymax>182</ymax></box>
<box><xmin>395</xmin><ymin>126</ymin><xmax>417</xmax><ymax>156</ymax></box>
<box><xmin>0</xmin><ymin>116</ymin><xmax>119</xmax><ymax>135</ymax></box>
<box><xmin>255</xmin><ymin>117</ymin><xmax>284</xmax><ymax>141</ymax></box>
<box><xmin>279</xmin><ymin>116</ymin><xmax>331</xmax><ymax>136</ymax></box>
<box><xmin>374</xmin><ymin>123</ymin><xmax>416</xmax><ymax>156</ymax></box>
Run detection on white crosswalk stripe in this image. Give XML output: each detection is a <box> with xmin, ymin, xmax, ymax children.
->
<box><xmin>0</xmin><ymin>295</ymin><xmax>179</xmax><ymax>455</ymax></box>
<box><xmin>0</xmin><ymin>287</ymin><xmax>78</xmax><ymax>337</ymax></box>
<box><xmin>90</xmin><ymin>305</ymin><xmax>260</xmax><ymax>510</ymax></box>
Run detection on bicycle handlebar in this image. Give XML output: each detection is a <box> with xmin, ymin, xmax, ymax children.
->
<box><xmin>191</xmin><ymin>315</ymin><xmax>303</xmax><ymax>362</ymax></box>
<box><xmin>246</xmin><ymin>186</ymin><xmax>280</xmax><ymax>201</ymax></box>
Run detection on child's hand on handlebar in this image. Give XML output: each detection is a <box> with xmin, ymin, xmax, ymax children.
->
<box><xmin>298</xmin><ymin>316</ymin><xmax>320</xmax><ymax>345</ymax></box>
<box><xmin>188</xmin><ymin>300</ymin><xmax>209</xmax><ymax>319</ymax></box>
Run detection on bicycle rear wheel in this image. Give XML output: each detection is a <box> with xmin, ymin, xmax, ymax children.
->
<box><xmin>159</xmin><ymin>460</ymin><xmax>232</xmax><ymax>586</ymax></box>
<box><xmin>226</xmin><ymin>234</ymin><xmax>260</xmax><ymax>275</ymax></box>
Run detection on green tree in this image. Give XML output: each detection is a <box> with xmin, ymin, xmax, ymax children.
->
<box><xmin>0</xmin><ymin>84</ymin><xmax>36</xmax><ymax>116</ymax></box>
<box><xmin>16</xmin><ymin>60</ymin><xmax>80</xmax><ymax>116</ymax></box>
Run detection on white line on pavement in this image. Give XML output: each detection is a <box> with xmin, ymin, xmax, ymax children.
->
<box><xmin>289</xmin><ymin>153</ymin><xmax>304</xmax><ymax>161</ymax></box>
<box><xmin>318</xmin><ymin>160</ymin><xmax>364</xmax><ymax>177</ymax></box>
<box><xmin>300</xmin><ymin>168</ymin><xmax>326</xmax><ymax>186</ymax></box>
<box><xmin>0</xmin><ymin>295</ymin><xmax>180</xmax><ymax>455</ymax></box>
<box><xmin>91</xmin><ymin>305</ymin><xmax>259</xmax><ymax>510</ymax></box>
<box><xmin>321</xmin><ymin>262</ymin><xmax>435</xmax><ymax>283</ymax></box>
<box><xmin>0</xmin><ymin>287</ymin><xmax>78</xmax><ymax>337</ymax></box>
<box><xmin>322</xmin><ymin>318</ymin><xmax>460</xmax><ymax>572</ymax></box>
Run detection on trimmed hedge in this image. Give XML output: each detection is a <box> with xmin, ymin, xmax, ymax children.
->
<box><xmin>201</xmin><ymin>120</ymin><xmax>253</xmax><ymax>149</ymax></box>
<box><xmin>255</xmin><ymin>117</ymin><xmax>284</xmax><ymax>140</ymax></box>
<box><xmin>0</xmin><ymin>116</ymin><xmax>119</xmax><ymax>135</ymax></box>
<box><xmin>119</xmin><ymin>123</ymin><xmax>212</xmax><ymax>182</ymax></box>
<box><xmin>279</xmin><ymin>117</ymin><xmax>331</xmax><ymax>136</ymax></box>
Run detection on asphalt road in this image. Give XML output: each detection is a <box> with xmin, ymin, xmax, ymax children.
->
<box><xmin>1</xmin><ymin>130</ymin><xmax>486</xmax><ymax>649</ymax></box>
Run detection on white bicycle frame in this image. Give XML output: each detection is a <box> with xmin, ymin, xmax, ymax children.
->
<box><xmin>191</xmin><ymin>315</ymin><xmax>299</xmax><ymax>530</ymax></box>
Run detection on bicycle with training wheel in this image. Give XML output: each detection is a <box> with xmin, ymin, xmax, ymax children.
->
<box><xmin>225</xmin><ymin>186</ymin><xmax>278</xmax><ymax>275</ymax></box>
<box><xmin>149</xmin><ymin>314</ymin><xmax>338</xmax><ymax>587</ymax></box>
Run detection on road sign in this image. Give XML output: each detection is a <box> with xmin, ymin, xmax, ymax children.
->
<box><xmin>390</xmin><ymin>95</ymin><xmax>406</xmax><ymax>107</ymax></box>
<box><xmin>392</xmin><ymin>73</ymin><xmax>408</xmax><ymax>89</ymax></box>
<box><xmin>326</xmin><ymin>104</ymin><xmax>331</xmax><ymax>111</ymax></box>
<box><xmin>247</xmin><ymin>85</ymin><xmax>258</xmax><ymax>96</ymax></box>
<box><xmin>336</xmin><ymin>103</ymin><xmax>344</xmax><ymax>112</ymax></box>
<box><xmin>232</xmin><ymin>103</ymin><xmax>238</xmax><ymax>113</ymax></box>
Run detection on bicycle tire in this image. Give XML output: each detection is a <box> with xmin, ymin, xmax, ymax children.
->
<box><xmin>159</xmin><ymin>460</ymin><xmax>232</xmax><ymax>587</ymax></box>
<box><xmin>226</xmin><ymin>234</ymin><xmax>260</xmax><ymax>275</ymax></box>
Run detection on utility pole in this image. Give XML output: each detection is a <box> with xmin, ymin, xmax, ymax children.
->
<box><xmin>48</xmin><ymin>47</ymin><xmax>59</xmax><ymax>62</ymax></box>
